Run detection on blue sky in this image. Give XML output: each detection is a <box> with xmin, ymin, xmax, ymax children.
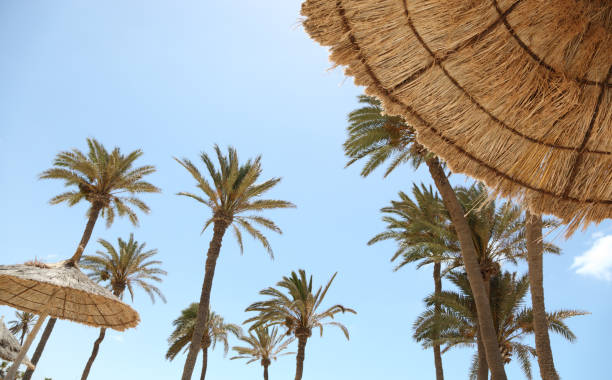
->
<box><xmin>1</xmin><ymin>1</ymin><xmax>610</xmax><ymax>379</ymax></box>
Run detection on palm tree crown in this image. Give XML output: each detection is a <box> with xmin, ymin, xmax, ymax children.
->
<box><xmin>81</xmin><ymin>234</ymin><xmax>167</xmax><ymax>302</ymax></box>
<box><xmin>245</xmin><ymin>270</ymin><xmax>355</xmax><ymax>339</ymax></box>
<box><xmin>369</xmin><ymin>183</ymin><xmax>456</xmax><ymax>271</ymax></box>
<box><xmin>166</xmin><ymin>304</ymin><xmax>241</xmax><ymax>361</ymax></box>
<box><xmin>344</xmin><ymin>95</ymin><xmax>424</xmax><ymax>177</ymax></box>
<box><xmin>8</xmin><ymin>311</ymin><xmax>38</xmax><ymax>345</ymax></box>
<box><xmin>231</xmin><ymin>326</ymin><xmax>294</xmax><ymax>366</ymax></box>
<box><xmin>175</xmin><ymin>145</ymin><xmax>295</xmax><ymax>257</ymax></box>
<box><xmin>451</xmin><ymin>184</ymin><xmax>560</xmax><ymax>279</ymax></box>
<box><xmin>413</xmin><ymin>271</ymin><xmax>586</xmax><ymax>379</ymax></box>
<box><xmin>40</xmin><ymin>138</ymin><xmax>160</xmax><ymax>227</ymax></box>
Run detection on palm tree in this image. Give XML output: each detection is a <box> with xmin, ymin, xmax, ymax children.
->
<box><xmin>231</xmin><ymin>326</ymin><xmax>294</xmax><ymax>380</ymax></box>
<box><xmin>79</xmin><ymin>234</ymin><xmax>167</xmax><ymax>380</ymax></box>
<box><xmin>167</xmin><ymin>304</ymin><xmax>241</xmax><ymax>380</ymax></box>
<box><xmin>345</xmin><ymin>95</ymin><xmax>508</xmax><ymax>378</ymax></box>
<box><xmin>245</xmin><ymin>270</ymin><xmax>355</xmax><ymax>380</ymax></box>
<box><xmin>525</xmin><ymin>211</ymin><xmax>559</xmax><ymax>380</ymax></box>
<box><xmin>176</xmin><ymin>146</ymin><xmax>294</xmax><ymax>380</ymax></box>
<box><xmin>23</xmin><ymin>139</ymin><xmax>159</xmax><ymax>380</ymax></box>
<box><xmin>8</xmin><ymin>312</ymin><xmax>38</xmax><ymax>345</ymax></box>
<box><xmin>368</xmin><ymin>184</ymin><xmax>455</xmax><ymax>380</ymax></box>
<box><xmin>413</xmin><ymin>271</ymin><xmax>586</xmax><ymax>380</ymax></box>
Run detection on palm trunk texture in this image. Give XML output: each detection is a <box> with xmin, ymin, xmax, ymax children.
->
<box><xmin>200</xmin><ymin>348</ymin><xmax>208</xmax><ymax>380</ymax></box>
<box><xmin>477</xmin><ymin>332</ymin><xmax>489</xmax><ymax>380</ymax></box>
<box><xmin>426</xmin><ymin>156</ymin><xmax>507</xmax><ymax>380</ymax></box>
<box><xmin>69</xmin><ymin>205</ymin><xmax>102</xmax><ymax>264</ymax></box>
<box><xmin>23</xmin><ymin>205</ymin><xmax>102</xmax><ymax>380</ymax></box>
<box><xmin>526</xmin><ymin>211</ymin><xmax>559</xmax><ymax>380</ymax></box>
<box><xmin>22</xmin><ymin>318</ymin><xmax>56</xmax><ymax>380</ymax></box>
<box><xmin>294</xmin><ymin>336</ymin><xmax>307</xmax><ymax>380</ymax></box>
<box><xmin>181</xmin><ymin>221</ymin><xmax>229</xmax><ymax>380</ymax></box>
<box><xmin>433</xmin><ymin>262</ymin><xmax>444</xmax><ymax>380</ymax></box>
<box><xmin>80</xmin><ymin>328</ymin><xmax>106</xmax><ymax>380</ymax></box>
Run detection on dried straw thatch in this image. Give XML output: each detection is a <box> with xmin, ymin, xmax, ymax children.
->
<box><xmin>0</xmin><ymin>262</ymin><xmax>139</xmax><ymax>331</ymax></box>
<box><xmin>0</xmin><ymin>318</ymin><xmax>34</xmax><ymax>369</ymax></box>
<box><xmin>301</xmin><ymin>0</ymin><xmax>612</xmax><ymax>232</ymax></box>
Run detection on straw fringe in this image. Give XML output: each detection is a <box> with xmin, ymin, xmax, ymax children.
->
<box><xmin>302</xmin><ymin>0</ymin><xmax>612</xmax><ymax>234</ymax></box>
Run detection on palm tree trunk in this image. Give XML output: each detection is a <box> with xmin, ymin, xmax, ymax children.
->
<box><xmin>20</xmin><ymin>329</ymin><xmax>26</xmax><ymax>345</ymax></box>
<box><xmin>426</xmin><ymin>156</ymin><xmax>507</xmax><ymax>380</ymax></box>
<box><xmin>477</xmin><ymin>333</ymin><xmax>488</xmax><ymax>380</ymax></box>
<box><xmin>294</xmin><ymin>336</ymin><xmax>308</xmax><ymax>380</ymax></box>
<box><xmin>200</xmin><ymin>348</ymin><xmax>208</xmax><ymax>380</ymax></box>
<box><xmin>433</xmin><ymin>262</ymin><xmax>444</xmax><ymax>380</ymax></box>
<box><xmin>69</xmin><ymin>204</ymin><xmax>102</xmax><ymax>265</ymax></box>
<box><xmin>80</xmin><ymin>328</ymin><xmax>106</xmax><ymax>380</ymax></box>
<box><xmin>181</xmin><ymin>220</ymin><xmax>229</xmax><ymax>380</ymax></box>
<box><xmin>525</xmin><ymin>211</ymin><xmax>559</xmax><ymax>380</ymax></box>
<box><xmin>22</xmin><ymin>318</ymin><xmax>55</xmax><ymax>380</ymax></box>
<box><xmin>263</xmin><ymin>363</ymin><xmax>269</xmax><ymax>380</ymax></box>
<box><xmin>22</xmin><ymin>205</ymin><xmax>103</xmax><ymax>379</ymax></box>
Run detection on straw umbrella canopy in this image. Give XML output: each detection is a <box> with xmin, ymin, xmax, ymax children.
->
<box><xmin>0</xmin><ymin>261</ymin><xmax>139</xmax><ymax>379</ymax></box>
<box><xmin>0</xmin><ymin>317</ymin><xmax>34</xmax><ymax>370</ymax></box>
<box><xmin>301</xmin><ymin>0</ymin><xmax>612</xmax><ymax>232</ymax></box>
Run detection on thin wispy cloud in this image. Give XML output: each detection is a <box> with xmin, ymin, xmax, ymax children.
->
<box><xmin>572</xmin><ymin>234</ymin><xmax>612</xmax><ymax>281</ymax></box>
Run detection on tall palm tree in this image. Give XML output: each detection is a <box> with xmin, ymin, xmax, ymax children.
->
<box><xmin>345</xmin><ymin>95</ymin><xmax>508</xmax><ymax>378</ymax></box>
<box><xmin>525</xmin><ymin>211</ymin><xmax>559</xmax><ymax>380</ymax></box>
<box><xmin>245</xmin><ymin>270</ymin><xmax>355</xmax><ymax>380</ymax></box>
<box><xmin>23</xmin><ymin>139</ymin><xmax>160</xmax><ymax>380</ymax></box>
<box><xmin>167</xmin><ymin>304</ymin><xmax>241</xmax><ymax>380</ymax></box>
<box><xmin>176</xmin><ymin>146</ymin><xmax>294</xmax><ymax>380</ymax></box>
<box><xmin>368</xmin><ymin>184</ymin><xmax>455</xmax><ymax>380</ymax></box>
<box><xmin>8</xmin><ymin>312</ymin><xmax>38</xmax><ymax>345</ymax></box>
<box><xmin>79</xmin><ymin>234</ymin><xmax>167</xmax><ymax>380</ymax></box>
<box><xmin>231</xmin><ymin>326</ymin><xmax>294</xmax><ymax>380</ymax></box>
<box><xmin>413</xmin><ymin>271</ymin><xmax>586</xmax><ymax>380</ymax></box>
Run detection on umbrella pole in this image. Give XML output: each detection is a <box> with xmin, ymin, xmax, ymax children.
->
<box><xmin>4</xmin><ymin>312</ymin><xmax>47</xmax><ymax>380</ymax></box>
<box><xmin>5</xmin><ymin>290</ymin><xmax>58</xmax><ymax>380</ymax></box>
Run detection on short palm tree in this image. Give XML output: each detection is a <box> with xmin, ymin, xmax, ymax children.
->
<box><xmin>413</xmin><ymin>271</ymin><xmax>586</xmax><ymax>380</ymax></box>
<box><xmin>23</xmin><ymin>139</ymin><xmax>160</xmax><ymax>380</ymax></box>
<box><xmin>231</xmin><ymin>326</ymin><xmax>294</xmax><ymax>380</ymax></box>
<box><xmin>167</xmin><ymin>304</ymin><xmax>241</xmax><ymax>380</ymax></box>
<box><xmin>245</xmin><ymin>270</ymin><xmax>355</xmax><ymax>380</ymax></box>
<box><xmin>8</xmin><ymin>312</ymin><xmax>38</xmax><ymax>345</ymax></box>
<box><xmin>368</xmin><ymin>183</ymin><xmax>455</xmax><ymax>380</ymax></box>
<box><xmin>176</xmin><ymin>146</ymin><xmax>294</xmax><ymax>380</ymax></box>
<box><xmin>79</xmin><ymin>234</ymin><xmax>166</xmax><ymax>380</ymax></box>
<box><xmin>345</xmin><ymin>94</ymin><xmax>508</xmax><ymax>378</ymax></box>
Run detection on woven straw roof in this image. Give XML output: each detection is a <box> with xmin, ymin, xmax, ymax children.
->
<box><xmin>301</xmin><ymin>0</ymin><xmax>612</xmax><ymax>231</ymax></box>
<box><xmin>0</xmin><ymin>319</ymin><xmax>34</xmax><ymax>369</ymax></box>
<box><xmin>0</xmin><ymin>262</ymin><xmax>139</xmax><ymax>331</ymax></box>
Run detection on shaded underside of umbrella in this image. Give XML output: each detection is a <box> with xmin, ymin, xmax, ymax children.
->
<box><xmin>0</xmin><ymin>320</ymin><xmax>34</xmax><ymax>369</ymax></box>
<box><xmin>0</xmin><ymin>263</ymin><xmax>139</xmax><ymax>332</ymax></box>
<box><xmin>301</xmin><ymin>0</ymin><xmax>612</xmax><ymax>231</ymax></box>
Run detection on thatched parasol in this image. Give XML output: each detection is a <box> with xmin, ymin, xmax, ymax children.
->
<box><xmin>301</xmin><ymin>0</ymin><xmax>612</xmax><ymax>231</ymax></box>
<box><xmin>0</xmin><ymin>261</ymin><xmax>139</xmax><ymax>379</ymax></box>
<box><xmin>0</xmin><ymin>317</ymin><xmax>34</xmax><ymax>370</ymax></box>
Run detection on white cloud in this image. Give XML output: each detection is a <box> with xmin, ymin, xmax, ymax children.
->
<box><xmin>572</xmin><ymin>234</ymin><xmax>612</xmax><ymax>280</ymax></box>
<box><xmin>111</xmin><ymin>334</ymin><xmax>124</xmax><ymax>343</ymax></box>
